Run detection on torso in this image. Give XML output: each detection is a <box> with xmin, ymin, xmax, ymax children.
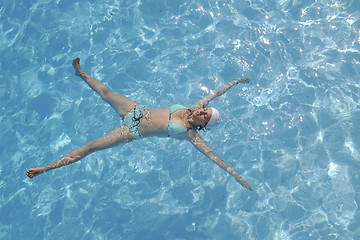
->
<box><xmin>138</xmin><ymin>107</ymin><xmax>191</xmax><ymax>138</ymax></box>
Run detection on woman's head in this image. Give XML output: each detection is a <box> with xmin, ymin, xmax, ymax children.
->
<box><xmin>206</xmin><ymin>107</ymin><xmax>221</xmax><ymax>128</ymax></box>
<box><xmin>191</xmin><ymin>107</ymin><xmax>221</xmax><ymax>129</ymax></box>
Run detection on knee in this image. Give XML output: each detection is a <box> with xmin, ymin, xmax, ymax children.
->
<box><xmin>100</xmin><ymin>88</ymin><xmax>119</xmax><ymax>103</ymax></box>
<box><xmin>99</xmin><ymin>87</ymin><xmax>111</xmax><ymax>97</ymax></box>
<box><xmin>71</xmin><ymin>142</ymin><xmax>97</xmax><ymax>158</ymax></box>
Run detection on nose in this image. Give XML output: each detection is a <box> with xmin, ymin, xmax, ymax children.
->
<box><xmin>199</xmin><ymin>109</ymin><xmax>206</xmax><ymax>115</ymax></box>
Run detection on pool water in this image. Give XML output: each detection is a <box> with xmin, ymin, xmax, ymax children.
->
<box><xmin>1</xmin><ymin>0</ymin><xmax>360</xmax><ymax>239</ymax></box>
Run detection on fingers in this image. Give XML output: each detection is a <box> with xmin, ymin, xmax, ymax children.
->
<box><xmin>236</xmin><ymin>176</ymin><xmax>253</xmax><ymax>191</ymax></box>
<box><xmin>239</xmin><ymin>78</ymin><xmax>251</xmax><ymax>84</ymax></box>
<box><xmin>244</xmin><ymin>182</ymin><xmax>253</xmax><ymax>191</ymax></box>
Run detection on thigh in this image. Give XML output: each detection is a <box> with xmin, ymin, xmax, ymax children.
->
<box><xmin>103</xmin><ymin>91</ymin><xmax>139</xmax><ymax>119</ymax></box>
<box><xmin>85</xmin><ymin>125</ymin><xmax>135</xmax><ymax>153</ymax></box>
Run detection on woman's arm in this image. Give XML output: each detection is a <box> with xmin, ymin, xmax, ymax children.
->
<box><xmin>189</xmin><ymin>78</ymin><xmax>250</xmax><ymax>111</ymax></box>
<box><xmin>186</xmin><ymin>130</ymin><xmax>253</xmax><ymax>191</ymax></box>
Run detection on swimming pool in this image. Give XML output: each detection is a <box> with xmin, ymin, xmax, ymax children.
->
<box><xmin>1</xmin><ymin>0</ymin><xmax>359</xmax><ymax>239</ymax></box>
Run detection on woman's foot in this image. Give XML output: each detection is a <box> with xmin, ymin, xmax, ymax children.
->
<box><xmin>26</xmin><ymin>167</ymin><xmax>45</xmax><ymax>178</ymax></box>
<box><xmin>72</xmin><ymin>57</ymin><xmax>83</xmax><ymax>76</ymax></box>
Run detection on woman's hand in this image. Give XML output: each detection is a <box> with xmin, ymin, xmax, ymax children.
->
<box><xmin>235</xmin><ymin>78</ymin><xmax>251</xmax><ymax>84</ymax></box>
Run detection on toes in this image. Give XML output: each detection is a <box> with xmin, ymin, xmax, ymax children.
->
<box><xmin>72</xmin><ymin>57</ymin><xmax>80</xmax><ymax>64</ymax></box>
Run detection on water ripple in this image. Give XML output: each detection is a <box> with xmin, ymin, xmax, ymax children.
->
<box><xmin>1</xmin><ymin>0</ymin><xmax>360</xmax><ymax>239</ymax></box>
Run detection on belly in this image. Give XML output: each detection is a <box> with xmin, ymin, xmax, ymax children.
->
<box><xmin>138</xmin><ymin>108</ymin><xmax>169</xmax><ymax>137</ymax></box>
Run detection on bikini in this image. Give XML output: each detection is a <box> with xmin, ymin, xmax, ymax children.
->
<box><xmin>168</xmin><ymin>104</ymin><xmax>191</xmax><ymax>136</ymax></box>
<box><xmin>123</xmin><ymin>104</ymin><xmax>147</xmax><ymax>139</ymax></box>
<box><xmin>123</xmin><ymin>104</ymin><xmax>190</xmax><ymax>139</ymax></box>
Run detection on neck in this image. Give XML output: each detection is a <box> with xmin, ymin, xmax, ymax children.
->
<box><xmin>188</xmin><ymin>117</ymin><xmax>204</xmax><ymax>128</ymax></box>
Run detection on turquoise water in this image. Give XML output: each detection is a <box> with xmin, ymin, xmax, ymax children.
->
<box><xmin>1</xmin><ymin>0</ymin><xmax>360</xmax><ymax>239</ymax></box>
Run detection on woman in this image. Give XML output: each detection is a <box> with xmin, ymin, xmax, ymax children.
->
<box><xmin>26</xmin><ymin>57</ymin><xmax>253</xmax><ymax>191</ymax></box>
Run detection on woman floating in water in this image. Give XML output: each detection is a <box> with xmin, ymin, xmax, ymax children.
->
<box><xmin>27</xmin><ymin>57</ymin><xmax>253</xmax><ymax>191</ymax></box>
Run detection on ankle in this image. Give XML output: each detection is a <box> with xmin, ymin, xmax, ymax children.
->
<box><xmin>77</xmin><ymin>70</ymin><xmax>87</xmax><ymax>77</ymax></box>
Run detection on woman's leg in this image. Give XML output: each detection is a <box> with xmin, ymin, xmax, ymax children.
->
<box><xmin>72</xmin><ymin>57</ymin><xmax>138</xmax><ymax>119</ymax></box>
<box><xmin>26</xmin><ymin>125</ymin><xmax>134</xmax><ymax>178</ymax></box>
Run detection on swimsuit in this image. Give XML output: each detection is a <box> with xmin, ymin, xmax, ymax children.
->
<box><xmin>168</xmin><ymin>104</ymin><xmax>191</xmax><ymax>136</ymax></box>
<box><xmin>123</xmin><ymin>104</ymin><xmax>190</xmax><ymax>139</ymax></box>
<box><xmin>123</xmin><ymin>104</ymin><xmax>147</xmax><ymax>139</ymax></box>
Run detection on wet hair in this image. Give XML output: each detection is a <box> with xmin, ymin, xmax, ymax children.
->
<box><xmin>193</xmin><ymin>125</ymin><xmax>208</xmax><ymax>132</ymax></box>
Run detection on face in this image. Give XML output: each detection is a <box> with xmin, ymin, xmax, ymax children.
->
<box><xmin>192</xmin><ymin>108</ymin><xmax>212</xmax><ymax>126</ymax></box>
